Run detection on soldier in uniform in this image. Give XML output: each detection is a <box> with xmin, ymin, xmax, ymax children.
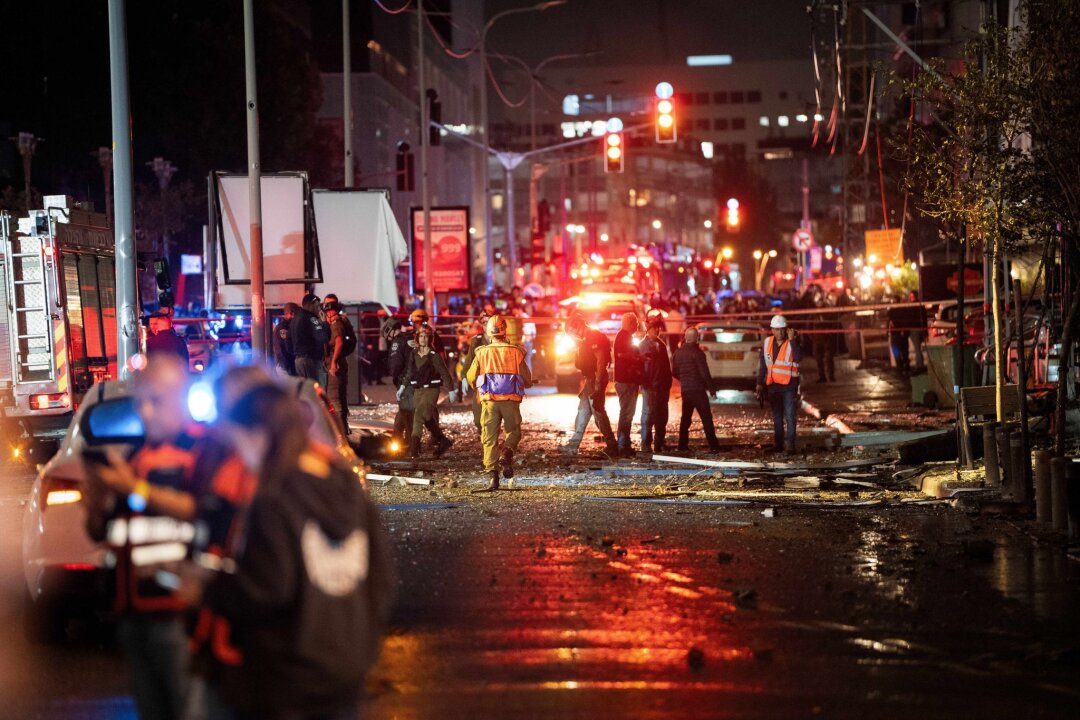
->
<box><xmin>398</xmin><ymin>325</ymin><xmax>458</xmax><ymax>458</ymax></box>
<box><xmin>323</xmin><ymin>297</ymin><xmax>353</xmax><ymax>435</ymax></box>
<box><xmin>465</xmin><ymin>316</ymin><xmax>531</xmax><ymax>491</ymax></box>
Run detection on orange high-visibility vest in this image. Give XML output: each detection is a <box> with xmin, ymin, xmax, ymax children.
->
<box><xmin>474</xmin><ymin>341</ymin><xmax>527</xmax><ymax>402</ymax></box>
<box><xmin>764</xmin><ymin>336</ymin><xmax>799</xmax><ymax>385</ymax></box>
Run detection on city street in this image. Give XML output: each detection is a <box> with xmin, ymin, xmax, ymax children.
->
<box><xmin>2</xmin><ymin>386</ymin><xmax>1079</xmax><ymax>719</ymax></box>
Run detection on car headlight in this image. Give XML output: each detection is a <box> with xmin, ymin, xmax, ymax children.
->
<box><xmin>555</xmin><ymin>333</ymin><xmax>577</xmax><ymax>357</ymax></box>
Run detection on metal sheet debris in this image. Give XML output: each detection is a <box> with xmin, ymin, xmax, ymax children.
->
<box><xmin>581</xmin><ymin>496</ymin><xmax>754</xmax><ymax>507</ymax></box>
<box><xmin>840</xmin><ymin>429</ymin><xmax>948</xmax><ymax>447</ymax></box>
<box><xmin>368</xmin><ymin>472</ymin><xmax>434</xmax><ymax>487</ymax></box>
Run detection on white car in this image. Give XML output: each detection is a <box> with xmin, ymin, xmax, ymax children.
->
<box><xmin>554</xmin><ymin>294</ymin><xmax>643</xmax><ymax>394</ymax></box>
<box><xmin>697</xmin><ymin>322</ymin><xmax>763</xmax><ymax>388</ymax></box>
<box><xmin>21</xmin><ymin>376</ymin><xmax>366</xmax><ymax>642</ymax></box>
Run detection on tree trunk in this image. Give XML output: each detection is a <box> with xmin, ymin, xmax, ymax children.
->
<box><xmin>992</xmin><ymin>237</ymin><xmax>1005</xmax><ymax>422</ymax></box>
<box><xmin>1054</xmin><ymin>277</ymin><xmax>1080</xmax><ymax>455</ymax></box>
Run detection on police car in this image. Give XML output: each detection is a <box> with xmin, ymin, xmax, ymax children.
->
<box><xmin>21</xmin><ymin>375</ymin><xmax>366</xmax><ymax>642</ymax></box>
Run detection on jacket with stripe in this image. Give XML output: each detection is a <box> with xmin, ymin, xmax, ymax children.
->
<box><xmin>465</xmin><ymin>339</ymin><xmax>532</xmax><ymax>402</ymax></box>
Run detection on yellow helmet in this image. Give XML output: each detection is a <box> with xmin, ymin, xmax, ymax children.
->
<box><xmin>486</xmin><ymin>315</ymin><xmax>508</xmax><ymax>337</ymax></box>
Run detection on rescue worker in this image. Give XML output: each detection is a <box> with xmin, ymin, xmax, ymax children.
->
<box><xmin>638</xmin><ymin>313</ymin><xmax>673</xmax><ymax>453</ymax></box>
<box><xmin>559</xmin><ymin>312</ymin><xmax>619</xmax><ymax>457</ymax></box>
<box><xmin>671</xmin><ymin>326</ymin><xmax>721</xmax><ymax>453</ymax></box>
<box><xmin>465</xmin><ymin>315</ymin><xmax>531</xmax><ymax>491</ymax></box>
<box><xmin>385</xmin><ymin>318</ymin><xmax>413</xmax><ymax>444</ymax></box>
<box><xmin>83</xmin><ymin>355</ymin><xmax>227</xmax><ymax>720</ymax></box>
<box><xmin>398</xmin><ymin>325</ymin><xmax>458</xmax><ymax>458</ymax></box>
<box><xmin>460</xmin><ymin>316</ymin><xmax>491</xmax><ymax>432</ymax></box>
<box><xmin>275</xmin><ymin>303</ymin><xmax>299</xmax><ymax>376</ymax></box>
<box><xmin>613</xmin><ymin>312</ymin><xmax>645</xmax><ymax>456</ymax></box>
<box><xmin>290</xmin><ymin>294</ymin><xmax>327</xmax><ymax>382</ymax></box>
<box><xmin>756</xmin><ymin>314</ymin><xmax>802</xmax><ymax>454</ymax></box>
<box><xmin>408</xmin><ymin>307</ymin><xmax>445</xmax><ymax>355</ymax></box>
<box><xmin>323</xmin><ymin>297</ymin><xmax>353</xmax><ymax>435</ymax></box>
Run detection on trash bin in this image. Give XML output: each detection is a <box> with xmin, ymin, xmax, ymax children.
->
<box><xmin>923</xmin><ymin>343</ymin><xmax>978</xmax><ymax>409</ymax></box>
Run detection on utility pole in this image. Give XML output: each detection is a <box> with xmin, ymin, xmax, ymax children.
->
<box><xmin>108</xmin><ymin>0</ymin><xmax>138</xmax><ymax>376</ymax></box>
<box><xmin>417</xmin><ymin>3</ymin><xmax>434</xmax><ymax>317</ymax></box>
<box><xmin>243</xmin><ymin>0</ymin><xmax>266</xmax><ymax>360</ymax></box>
<box><xmin>342</xmin><ymin>0</ymin><xmax>354</xmax><ymax>187</ymax></box>
<box><xmin>479</xmin><ymin>29</ymin><xmax>493</xmax><ymax>293</ymax></box>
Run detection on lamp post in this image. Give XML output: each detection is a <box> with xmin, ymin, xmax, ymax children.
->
<box><xmin>147</xmin><ymin>157</ymin><xmax>177</xmax><ymax>260</ymax></box>
<box><xmin>479</xmin><ymin>0</ymin><xmax>566</xmax><ymax>292</ymax></box>
<box><xmin>753</xmin><ymin>249</ymin><xmax>777</xmax><ymax>291</ymax></box>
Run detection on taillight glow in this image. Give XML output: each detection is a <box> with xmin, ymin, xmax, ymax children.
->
<box><xmin>46</xmin><ymin>489</ymin><xmax>83</xmax><ymax>506</ymax></box>
<box><xmin>31</xmin><ymin>393</ymin><xmax>70</xmax><ymax>410</ymax></box>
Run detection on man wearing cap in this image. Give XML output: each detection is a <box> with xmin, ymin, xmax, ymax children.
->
<box><xmin>757</xmin><ymin>315</ymin><xmax>802</xmax><ymax>454</ymax></box>
<box><xmin>291</xmin><ymin>294</ymin><xmax>328</xmax><ymax>383</ymax></box>
<box><xmin>671</xmin><ymin>326</ymin><xmax>721</xmax><ymax>453</ymax></box>
<box><xmin>466</xmin><ymin>315</ymin><xmax>531</xmax><ymax>491</ymax></box>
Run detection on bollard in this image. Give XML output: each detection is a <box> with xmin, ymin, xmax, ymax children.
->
<box><xmin>1034</xmin><ymin>449</ymin><xmax>1052</xmax><ymax>524</ymax></box>
<box><xmin>983</xmin><ymin>424</ymin><xmax>1000</xmax><ymax>487</ymax></box>
<box><xmin>1009</xmin><ymin>432</ymin><xmax>1027</xmax><ymax>505</ymax></box>
<box><xmin>1050</xmin><ymin>456</ymin><xmax>1068</xmax><ymax>534</ymax></box>
<box><xmin>996</xmin><ymin>426</ymin><xmax>1012</xmax><ymax>492</ymax></box>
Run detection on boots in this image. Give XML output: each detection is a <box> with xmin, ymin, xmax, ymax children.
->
<box><xmin>499</xmin><ymin>446</ymin><xmax>514</xmax><ymax>479</ymax></box>
<box><xmin>434</xmin><ymin>432</ymin><xmax>453</xmax><ymax>458</ymax></box>
<box><xmin>473</xmin><ymin>468</ymin><xmax>500</xmax><ymax>493</ymax></box>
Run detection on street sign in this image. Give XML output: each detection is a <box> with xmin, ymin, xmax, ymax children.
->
<box><xmin>792</xmin><ymin>228</ymin><xmax>813</xmax><ymax>252</ymax></box>
<box><xmin>180</xmin><ymin>254</ymin><xmax>203</xmax><ymax>275</ymax></box>
<box><xmin>864</xmin><ymin>228</ymin><xmax>903</xmax><ymax>264</ymax></box>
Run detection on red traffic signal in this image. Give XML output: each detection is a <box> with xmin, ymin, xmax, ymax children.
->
<box><xmin>604</xmin><ymin>131</ymin><xmax>624</xmax><ymax>173</ymax></box>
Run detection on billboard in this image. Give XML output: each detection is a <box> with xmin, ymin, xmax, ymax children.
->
<box><xmin>410</xmin><ymin>206</ymin><xmax>471</xmax><ymax>293</ymax></box>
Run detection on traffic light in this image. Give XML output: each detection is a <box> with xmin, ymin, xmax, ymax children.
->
<box><xmin>655</xmin><ymin>82</ymin><xmax>677</xmax><ymax>144</ymax></box>
<box><xmin>396</xmin><ymin>141</ymin><xmax>415</xmax><ymax>192</ymax></box>
<box><xmin>604</xmin><ymin>130</ymin><xmax>624</xmax><ymax>173</ymax></box>
<box><xmin>725</xmin><ymin>197</ymin><xmax>740</xmax><ymax>229</ymax></box>
<box><xmin>426</xmin><ymin>89</ymin><xmax>442</xmax><ymax>147</ymax></box>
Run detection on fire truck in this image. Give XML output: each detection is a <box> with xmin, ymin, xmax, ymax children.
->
<box><xmin>1</xmin><ymin>197</ymin><xmax>119</xmax><ymax>450</ymax></box>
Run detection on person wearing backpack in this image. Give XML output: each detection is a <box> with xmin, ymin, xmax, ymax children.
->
<box><xmin>323</xmin><ymin>297</ymin><xmax>357</xmax><ymax>435</ymax></box>
<box><xmin>197</xmin><ymin>383</ymin><xmax>395</xmax><ymax>720</ymax></box>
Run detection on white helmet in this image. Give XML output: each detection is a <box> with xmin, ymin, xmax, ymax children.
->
<box><xmin>770</xmin><ymin>315</ymin><xmax>788</xmax><ymax>329</ymax></box>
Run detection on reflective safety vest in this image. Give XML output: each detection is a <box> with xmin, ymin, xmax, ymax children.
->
<box><xmin>474</xmin><ymin>341</ymin><xmax>527</xmax><ymax>402</ymax></box>
<box><xmin>764</xmin><ymin>336</ymin><xmax>799</xmax><ymax>385</ymax></box>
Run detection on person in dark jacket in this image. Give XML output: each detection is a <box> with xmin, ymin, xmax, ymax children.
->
<box><xmin>146</xmin><ymin>312</ymin><xmax>190</xmax><ymax>366</ymax></box>
<box><xmin>275</xmin><ymin>303</ymin><xmax>299</xmax><ymax>376</ymax></box>
<box><xmin>671</xmin><ymin>326</ymin><xmax>721</xmax><ymax>453</ymax></box>
<box><xmin>613</xmin><ymin>312</ymin><xmax>645</xmax><ymax>456</ymax></box>
<box><xmin>290</xmin><ymin>294</ymin><xmax>327</xmax><ymax>382</ymax></box>
<box><xmin>323</xmin><ymin>297</ymin><xmax>353</xmax><ymax>435</ymax></box>
<box><xmin>559</xmin><ymin>313</ymin><xmax>619</xmax><ymax>456</ymax></box>
<box><xmin>398</xmin><ymin>325</ymin><xmax>458</xmax><ymax>458</ymax></box>
<box><xmin>202</xmin><ymin>384</ymin><xmax>395</xmax><ymax>720</ymax></box>
<box><xmin>638</xmin><ymin>314</ymin><xmax>673</xmax><ymax>453</ymax></box>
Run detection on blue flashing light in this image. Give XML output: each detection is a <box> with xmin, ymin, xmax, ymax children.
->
<box><xmin>187</xmin><ymin>382</ymin><xmax>217</xmax><ymax>423</ymax></box>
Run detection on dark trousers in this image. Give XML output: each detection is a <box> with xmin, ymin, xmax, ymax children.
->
<box><xmin>678</xmin><ymin>389</ymin><xmax>719</xmax><ymax>450</ymax></box>
<box><xmin>769</xmin><ymin>385</ymin><xmax>799</xmax><ymax>450</ymax></box>
<box><xmin>117</xmin><ymin>614</ymin><xmax>189</xmax><ymax>720</ymax></box>
<box><xmin>641</xmin><ymin>384</ymin><xmax>670</xmax><ymax>451</ymax></box>
<box><xmin>325</xmin><ymin>367</ymin><xmax>348</xmax><ymax>434</ymax></box>
<box><xmin>294</xmin><ymin>356</ymin><xmax>322</xmax><ymax>382</ymax></box>
<box><xmin>812</xmin><ymin>333</ymin><xmax>835</xmax><ymax>381</ymax></box>
<box><xmin>614</xmin><ymin>382</ymin><xmax>639</xmax><ymax>451</ymax></box>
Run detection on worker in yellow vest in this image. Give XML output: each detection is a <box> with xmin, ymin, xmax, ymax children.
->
<box><xmin>466</xmin><ymin>315</ymin><xmax>532</xmax><ymax>491</ymax></box>
<box><xmin>756</xmin><ymin>315</ymin><xmax>802</xmax><ymax>454</ymax></box>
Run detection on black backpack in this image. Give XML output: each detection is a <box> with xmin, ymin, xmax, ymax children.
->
<box><xmin>339</xmin><ymin>316</ymin><xmax>358</xmax><ymax>356</ymax></box>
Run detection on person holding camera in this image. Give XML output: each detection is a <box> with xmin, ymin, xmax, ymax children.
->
<box><xmin>757</xmin><ymin>315</ymin><xmax>802</xmax><ymax>454</ymax></box>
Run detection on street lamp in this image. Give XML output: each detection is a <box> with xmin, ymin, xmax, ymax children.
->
<box><xmin>704</xmin><ymin>219</ymin><xmax>713</xmax><ymax>229</ymax></box>
<box><xmin>479</xmin><ymin>0</ymin><xmax>567</xmax><ymax>291</ymax></box>
<box><xmin>721</xmin><ymin>247</ymin><xmax>733</xmax><ymax>260</ymax></box>
<box><xmin>651</xmin><ymin>219</ymin><xmax>662</xmax><ymax>230</ymax></box>
<box><xmin>753</xmin><ymin>248</ymin><xmax>777</xmax><ymax>291</ymax></box>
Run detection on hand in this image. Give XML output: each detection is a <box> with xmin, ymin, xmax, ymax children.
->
<box><xmin>396</xmin><ymin>386</ymin><xmax>406</xmax><ymax>401</ymax></box>
<box><xmin>755</xmin><ymin>384</ymin><xmax>764</xmax><ymax>394</ymax></box>
<box><xmin>786</xmin><ymin>328</ymin><xmax>798</xmax><ymax>341</ymax></box>
<box><xmin>461</xmin><ymin>378</ymin><xmax>470</xmax><ymax>394</ymax></box>
<box><xmin>448</xmin><ymin>390</ymin><xmax>460</xmax><ymax>404</ymax></box>
<box><xmin>91</xmin><ymin>449</ymin><xmax>138</xmax><ymax>495</ymax></box>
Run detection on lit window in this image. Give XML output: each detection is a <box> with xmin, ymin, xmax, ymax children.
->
<box><xmin>759</xmin><ymin>116</ymin><xmax>770</xmax><ymax>127</ymax></box>
<box><xmin>778</xmin><ymin>115</ymin><xmax>790</xmax><ymax>127</ymax></box>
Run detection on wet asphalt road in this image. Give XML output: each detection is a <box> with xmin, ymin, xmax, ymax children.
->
<box><xmin>2</xmin><ymin>387</ymin><xmax>1080</xmax><ymax>719</ymax></box>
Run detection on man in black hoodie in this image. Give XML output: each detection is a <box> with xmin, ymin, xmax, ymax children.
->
<box><xmin>671</xmin><ymin>326</ymin><xmax>721</xmax><ymax>453</ymax></box>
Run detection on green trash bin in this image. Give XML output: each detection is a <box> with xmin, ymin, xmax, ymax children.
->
<box><xmin>922</xmin><ymin>343</ymin><xmax>978</xmax><ymax>409</ymax></box>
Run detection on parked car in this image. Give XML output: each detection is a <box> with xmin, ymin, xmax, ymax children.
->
<box><xmin>696</xmin><ymin>322</ymin><xmax>763</xmax><ymax>388</ymax></box>
<box><xmin>21</xmin><ymin>376</ymin><xmax>370</xmax><ymax>642</ymax></box>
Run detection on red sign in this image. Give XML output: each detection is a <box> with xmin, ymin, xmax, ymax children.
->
<box><xmin>946</xmin><ymin>267</ymin><xmax>983</xmax><ymax>296</ymax></box>
<box><xmin>411</xmin><ymin>206</ymin><xmax>471</xmax><ymax>293</ymax></box>
<box><xmin>792</xmin><ymin>228</ymin><xmax>813</xmax><ymax>252</ymax></box>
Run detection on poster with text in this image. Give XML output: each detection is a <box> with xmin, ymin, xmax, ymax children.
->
<box><xmin>411</xmin><ymin>206</ymin><xmax>471</xmax><ymax>293</ymax></box>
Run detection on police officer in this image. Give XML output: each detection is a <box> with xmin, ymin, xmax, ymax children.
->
<box><xmin>757</xmin><ymin>315</ymin><xmax>802</xmax><ymax>454</ymax></box>
<box><xmin>671</xmin><ymin>327</ymin><xmax>721</xmax><ymax>453</ymax></box>
<box><xmin>290</xmin><ymin>294</ymin><xmax>327</xmax><ymax>382</ymax></box>
<box><xmin>398</xmin><ymin>325</ymin><xmax>458</xmax><ymax>458</ymax></box>
<box><xmin>276</xmin><ymin>303</ymin><xmax>299</xmax><ymax>375</ymax></box>
<box><xmin>638</xmin><ymin>313</ymin><xmax>673</xmax><ymax>453</ymax></box>
<box><xmin>323</xmin><ymin>297</ymin><xmax>353</xmax><ymax>435</ymax></box>
<box><xmin>466</xmin><ymin>315</ymin><xmax>531</xmax><ymax>491</ymax></box>
<box><xmin>559</xmin><ymin>312</ymin><xmax>619</xmax><ymax>457</ymax></box>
